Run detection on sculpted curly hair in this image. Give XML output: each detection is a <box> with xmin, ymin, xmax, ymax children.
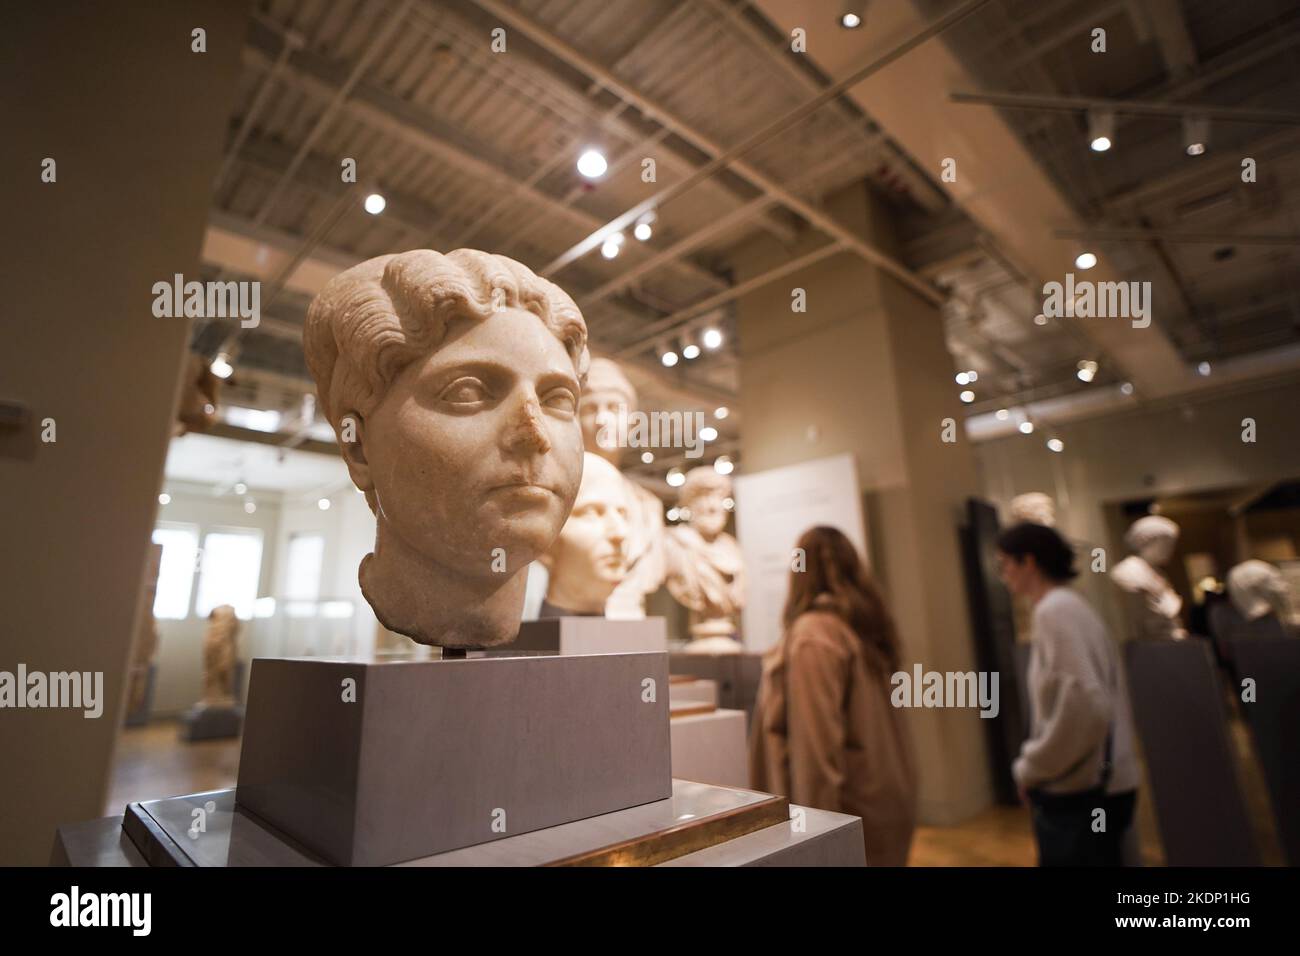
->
<box><xmin>303</xmin><ymin>249</ymin><xmax>590</xmax><ymax>509</ymax></box>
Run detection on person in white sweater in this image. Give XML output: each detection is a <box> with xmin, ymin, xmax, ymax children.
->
<box><xmin>996</xmin><ymin>522</ymin><xmax>1140</xmax><ymax>866</ymax></box>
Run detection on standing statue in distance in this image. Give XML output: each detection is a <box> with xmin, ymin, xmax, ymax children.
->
<box><xmin>540</xmin><ymin>452</ymin><xmax>631</xmax><ymax>616</ymax></box>
<box><xmin>665</xmin><ymin>467</ymin><xmax>746</xmax><ymax>651</ymax></box>
<box><xmin>303</xmin><ymin>249</ymin><xmax>589</xmax><ymax>648</ymax></box>
<box><xmin>201</xmin><ymin>604</ymin><xmax>240</xmax><ymax>706</ymax></box>
<box><xmin>578</xmin><ymin>358</ymin><xmax>665</xmax><ymax>618</ymax></box>
<box><xmin>1110</xmin><ymin>515</ymin><xmax>1187</xmax><ymax>641</ymax></box>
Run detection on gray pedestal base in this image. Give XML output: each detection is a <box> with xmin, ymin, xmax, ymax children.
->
<box><xmin>511</xmin><ymin>616</ymin><xmax>667</xmax><ymax>654</ymax></box>
<box><xmin>179</xmin><ymin>702</ymin><xmax>243</xmax><ymax>741</ymax></box>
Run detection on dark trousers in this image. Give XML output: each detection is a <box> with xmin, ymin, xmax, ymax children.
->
<box><xmin>1029</xmin><ymin>788</ymin><xmax>1137</xmax><ymax>866</ymax></box>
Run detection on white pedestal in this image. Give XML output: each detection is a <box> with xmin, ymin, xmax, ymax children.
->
<box><xmin>670</xmin><ymin>708</ymin><xmax>749</xmax><ymax>789</ymax></box>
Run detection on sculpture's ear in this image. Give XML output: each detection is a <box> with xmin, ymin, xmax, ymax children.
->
<box><xmin>337</xmin><ymin>410</ymin><xmax>373</xmax><ymax>498</ymax></box>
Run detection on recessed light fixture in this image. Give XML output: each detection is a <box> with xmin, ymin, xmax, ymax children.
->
<box><xmin>1075</xmin><ymin>251</ymin><xmax>1097</xmax><ymax>270</ymax></box>
<box><xmin>1019</xmin><ymin>421</ymin><xmax>1035</xmax><ymax>435</ymax></box>
<box><xmin>576</xmin><ymin>149</ymin><xmax>607</xmax><ymax>179</ymax></box>
<box><xmin>960</xmin><ymin>390</ymin><xmax>975</xmax><ymax>404</ymax></box>
<box><xmin>1120</xmin><ymin>381</ymin><xmax>1134</xmax><ymax>396</ymax></box>
<box><xmin>955</xmin><ymin>372</ymin><xmax>970</xmax><ymax>385</ymax></box>
<box><xmin>1087</xmin><ymin>109</ymin><xmax>1114</xmax><ymax>152</ymax></box>
<box><xmin>660</xmin><ymin>349</ymin><xmax>679</xmax><ymax>367</ymax></box>
<box><xmin>723</xmin><ymin>497</ymin><xmax>735</xmax><ymax>511</ymax></box>
<box><xmin>234</xmin><ymin>481</ymin><xmax>248</xmax><ymax>495</ymax></box>
<box><xmin>317</xmin><ymin>498</ymin><xmax>331</xmax><ymax>511</ymax></box>
<box><xmin>667</xmin><ymin>469</ymin><xmax>685</xmax><ymax>487</ymax></box>
<box><xmin>1077</xmin><ymin>359</ymin><xmax>1098</xmax><ymax>383</ymax></box>
<box><xmin>838</xmin><ymin>2</ymin><xmax>865</xmax><ymax>28</ymax></box>
<box><xmin>1047</xmin><ymin>437</ymin><xmax>1065</xmax><ymax>453</ymax></box>
<box><xmin>210</xmin><ymin>352</ymin><xmax>234</xmax><ymax>379</ymax></box>
<box><xmin>995</xmin><ymin>408</ymin><xmax>1009</xmax><ymax>421</ymax></box>
<box><xmin>363</xmin><ymin>193</ymin><xmax>386</xmax><ymax>215</ymax></box>
<box><xmin>158</xmin><ymin>493</ymin><xmax>170</xmax><ymax>505</ymax></box>
<box><xmin>700</xmin><ymin>426</ymin><xmax>718</xmax><ymax>441</ymax></box>
<box><xmin>714</xmin><ymin>406</ymin><xmax>729</xmax><ymax>420</ymax></box>
<box><xmin>244</xmin><ymin>500</ymin><xmax>257</xmax><ymax>514</ymax></box>
<box><xmin>1183</xmin><ymin>116</ymin><xmax>1210</xmax><ymax>156</ymax></box>
<box><xmin>714</xmin><ymin>456</ymin><xmax>734</xmax><ymax>476</ymax></box>
<box><xmin>702</xmin><ymin>328</ymin><xmax>723</xmax><ymax>349</ymax></box>
<box><xmin>641</xmin><ymin>451</ymin><xmax>654</xmax><ymax>464</ymax></box>
<box><xmin>1034</xmin><ymin>313</ymin><xmax>1048</xmax><ymax>326</ymax></box>
<box><xmin>1197</xmin><ymin>361</ymin><xmax>1212</xmax><ymax>376</ymax></box>
<box><xmin>682</xmin><ymin>343</ymin><xmax>701</xmax><ymax>360</ymax></box>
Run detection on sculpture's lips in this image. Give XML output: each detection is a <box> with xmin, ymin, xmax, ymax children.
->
<box><xmin>488</xmin><ymin>481</ymin><xmax>556</xmax><ymax>499</ymax></box>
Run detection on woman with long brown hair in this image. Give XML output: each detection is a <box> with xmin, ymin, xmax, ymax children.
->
<box><xmin>749</xmin><ymin>525</ymin><xmax>918</xmax><ymax>865</ymax></box>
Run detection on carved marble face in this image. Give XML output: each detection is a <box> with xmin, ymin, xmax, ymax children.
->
<box><xmin>359</xmin><ymin>307</ymin><xmax>584</xmax><ymax>576</ymax></box>
<box><xmin>689</xmin><ymin>488</ymin><xmax>728</xmax><ymax>540</ymax></box>
<box><xmin>579</xmin><ymin>386</ymin><xmax>629</xmax><ymax>466</ymax></box>
<box><xmin>547</xmin><ymin>453</ymin><xmax>630</xmax><ymax>611</ymax></box>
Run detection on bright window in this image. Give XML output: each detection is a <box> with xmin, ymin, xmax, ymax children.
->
<box><xmin>152</xmin><ymin>524</ymin><xmax>199</xmax><ymax>619</ymax></box>
<box><xmin>285</xmin><ymin>533</ymin><xmax>325</xmax><ymax>600</ymax></box>
<box><xmin>195</xmin><ymin>529</ymin><xmax>264</xmax><ymax>620</ymax></box>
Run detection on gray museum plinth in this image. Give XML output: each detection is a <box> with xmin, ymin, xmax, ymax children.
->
<box><xmin>235</xmin><ymin>653</ymin><xmax>672</xmax><ymax>866</ymax></box>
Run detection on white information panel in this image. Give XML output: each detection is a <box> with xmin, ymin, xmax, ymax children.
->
<box><xmin>733</xmin><ymin>453</ymin><xmax>867</xmax><ymax>653</ymax></box>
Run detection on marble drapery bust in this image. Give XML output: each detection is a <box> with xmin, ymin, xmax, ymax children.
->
<box><xmin>1111</xmin><ymin>514</ymin><xmax>1187</xmax><ymax>641</ymax></box>
<box><xmin>665</xmin><ymin>467</ymin><xmax>745</xmax><ymax>644</ymax></box>
<box><xmin>540</xmin><ymin>452</ymin><xmax>631</xmax><ymax>616</ymax></box>
<box><xmin>303</xmin><ymin>249</ymin><xmax>590</xmax><ymax>647</ymax></box>
<box><xmin>578</xmin><ymin>358</ymin><xmax>665</xmax><ymax>618</ymax></box>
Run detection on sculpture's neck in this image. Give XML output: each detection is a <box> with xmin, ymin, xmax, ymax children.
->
<box><xmin>360</xmin><ymin>521</ymin><xmax>526</xmax><ymax>649</ymax></box>
<box><xmin>546</xmin><ymin>575</ymin><xmax>613</xmax><ymax>616</ymax></box>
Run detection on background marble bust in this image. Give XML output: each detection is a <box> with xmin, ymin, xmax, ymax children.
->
<box><xmin>540</xmin><ymin>452</ymin><xmax>631</xmax><ymax>616</ymax></box>
<box><xmin>665</xmin><ymin>467</ymin><xmax>745</xmax><ymax>640</ymax></box>
<box><xmin>1111</xmin><ymin>514</ymin><xmax>1186</xmax><ymax>641</ymax></box>
<box><xmin>304</xmin><ymin>249</ymin><xmax>590</xmax><ymax>648</ymax></box>
<box><xmin>1009</xmin><ymin>492</ymin><xmax>1056</xmax><ymax>527</ymax></box>
<box><xmin>578</xmin><ymin>358</ymin><xmax>665</xmax><ymax>618</ymax></box>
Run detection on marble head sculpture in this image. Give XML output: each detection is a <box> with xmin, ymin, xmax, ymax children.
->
<box><xmin>577</xmin><ymin>357</ymin><xmax>666</xmax><ymax>618</ymax></box>
<box><xmin>1227</xmin><ymin>560</ymin><xmax>1291</xmax><ymax>622</ymax></box>
<box><xmin>304</xmin><ymin>249</ymin><xmax>590</xmax><ymax>647</ymax></box>
<box><xmin>540</xmin><ymin>452</ymin><xmax>631</xmax><ymax>615</ymax></box>
<box><xmin>1111</xmin><ymin>514</ymin><xmax>1185</xmax><ymax>641</ymax></box>
<box><xmin>665</xmin><ymin>467</ymin><xmax>745</xmax><ymax>639</ymax></box>
<box><xmin>1009</xmin><ymin>492</ymin><xmax>1056</xmax><ymax>528</ymax></box>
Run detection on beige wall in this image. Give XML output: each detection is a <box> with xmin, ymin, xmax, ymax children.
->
<box><xmin>733</xmin><ymin>182</ymin><xmax>993</xmax><ymax>823</ymax></box>
<box><xmin>0</xmin><ymin>2</ymin><xmax>247</xmax><ymax>864</ymax></box>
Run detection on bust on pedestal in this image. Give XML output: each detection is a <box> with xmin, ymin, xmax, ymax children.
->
<box><xmin>538</xmin><ymin>452</ymin><xmax>631</xmax><ymax>617</ymax></box>
<box><xmin>1111</xmin><ymin>515</ymin><xmax>1187</xmax><ymax>641</ymax></box>
<box><xmin>665</xmin><ymin>467</ymin><xmax>746</xmax><ymax>652</ymax></box>
<box><xmin>180</xmin><ymin>604</ymin><xmax>243</xmax><ymax>741</ymax></box>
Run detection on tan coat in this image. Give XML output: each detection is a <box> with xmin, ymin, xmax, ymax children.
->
<box><xmin>750</xmin><ymin>608</ymin><xmax>918</xmax><ymax>866</ymax></box>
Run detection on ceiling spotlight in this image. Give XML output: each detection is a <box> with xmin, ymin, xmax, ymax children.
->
<box><xmin>838</xmin><ymin>1</ymin><xmax>865</xmax><ymax>28</ymax></box>
<box><xmin>1019</xmin><ymin>421</ymin><xmax>1035</xmax><ymax>435</ymax></box>
<box><xmin>955</xmin><ymin>371</ymin><xmax>970</xmax><ymax>385</ymax></box>
<box><xmin>682</xmin><ymin>343</ymin><xmax>701</xmax><ymax>360</ymax></box>
<box><xmin>1034</xmin><ymin>313</ymin><xmax>1048</xmax><ymax>326</ymax></box>
<box><xmin>660</xmin><ymin>348</ymin><xmax>679</xmax><ymax>367</ymax></box>
<box><xmin>317</xmin><ymin>497</ymin><xmax>331</xmax><ymax>511</ymax></box>
<box><xmin>723</xmin><ymin>496</ymin><xmax>735</xmax><ymax>511</ymax></box>
<box><xmin>158</xmin><ymin>493</ymin><xmax>170</xmax><ymax>505</ymax></box>
<box><xmin>1047</xmin><ymin>437</ymin><xmax>1065</xmax><ymax>453</ymax></box>
<box><xmin>667</xmin><ymin>469</ymin><xmax>686</xmax><ymax>487</ymax></box>
<box><xmin>714</xmin><ymin>406</ymin><xmax>729</xmax><ymax>420</ymax></box>
<box><xmin>363</xmin><ymin>192</ymin><xmax>386</xmax><ymax>215</ymax></box>
<box><xmin>960</xmin><ymin>390</ymin><xmax>975</xmax><ymax>404</ymax></box>
<box><xmin>702</xmin><ymin>328</ymin><xmax>723</xmax><ymax>349</ymax></box>
<box><xmin>1197</xmin><ymin>361</ymin><xmax>1212</xmax><ymax>376</ymax></box>
<box><xmin>600</xmin><ymin>232</ymin><xmax>624</xmax><ymax>259</ymax></box>
<box><xmin>576</xmin><ymin>148</ymin><xmax>608</xmax><ymax>179</ymax></box>
<box><xmin>1183</xmin><ymin>115</ymin><xmax>1209</xmax><ymax>156</ymax></box>
<box><xmin>700</xmin><ymin>426</ymin><xmax>718</xmax><ymax>442</ymax></box>
<box><xmin>1120</xmin><ymin>381</ymin><xmax>1134</xmax><ymax>396</ymax></box>
<box><xmin>995</xmin><ymin>408</ymin><xmax>1009</xmax><ymax>421</ymax></box>
<box><xmin>210</xmin><ymin>352</ymin><xmax>234</xmax><ymax>379</ymax></box>
<box><xmin>1087</xmin><ymin>109</ymin><xmax>1114</xmax><ymax>152</ymax></box>
<box><xmin>1076</xmin><ymin>359</ymin><xmax>1098</xmax><ymax>383</ymax></box>
<box><xmin>966</xmin><ymin>369</ymin><xmax>978</xmax><ymax>383</ymax></box>
<box><xmin>714</xmin><ymin>456</ymin><xmax>734</xmax><ymax>475</ymax></box>
<box><xmin>244</xmin><ymin>500</ymin><xmax>257</xmax><ymax>514</ymax></box>
<box><xmin>641</xmin><ymin>451</ymin><xmax>654</xmax><ymax>464</ymax></box>
<box><xmin>633</xmin><ymin>222</ymin><xmax>652</xmax><ymax>241</ymax></box>
<box><xmin>234</xmin><ymin>481</ymin><xmax>248</xmax><ymax>495</ymax></box>
<box><xmin>1075</xmin><ymin>251</ymin><xmax>1098</xmax><ymax>270</ymax></box>
<box><xmin>666</xmin><ymin>507</ymin><xmax>680</xmax><ymax>521</ymax></box>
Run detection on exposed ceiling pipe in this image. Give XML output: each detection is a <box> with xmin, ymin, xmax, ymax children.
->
<box><xmin>951</xmin><ymin>89</ymin><xmax>1300</xmax><ymax>126</ymax></box>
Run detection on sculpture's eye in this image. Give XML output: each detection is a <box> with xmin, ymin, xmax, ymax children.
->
<box><xmin>440</xmin><ymin>377</ymin><xmax>490</xmax><ymax>405</ymax></box>
<box><xmin>542</xmin><ymin>386</ymin><xmax>577</xmax><ymax>414</ymax></box>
